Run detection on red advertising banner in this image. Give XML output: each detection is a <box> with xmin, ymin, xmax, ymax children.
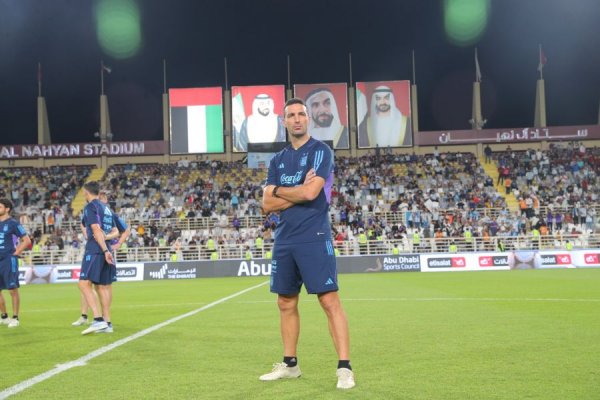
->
<box><xmin>416</xmin><ymin>125</ymin><xmax>599</xmax><ymax>146</ymax></box>
<box><xmin>0</xmin><ymin>141</ymin><xmax>167</xmax><ymax>159</ymax></box>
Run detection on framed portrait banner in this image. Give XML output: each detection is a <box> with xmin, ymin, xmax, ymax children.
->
<box><xmin>294</xmin><ymin>82</ymin><xmax>349</xmax><ymax>149</ymax></box>
<box><xmin>231</xmin><ymin>85</ymin><xmax>286</xmax><ymax>152</ymax></box>
<box><xmin>356</xmin><ymin>80</ymin><xmax>413</xmax><ymax>148</ymax></box>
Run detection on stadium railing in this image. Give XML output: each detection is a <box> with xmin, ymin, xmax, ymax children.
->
<box><xmin>20</xmin><ymin>205</ymin><xmax>599</xmax><ymax>235</ymax></box>
<box><xmin>21</xmin><ymin>233</ymin><xmax>599</xmax><ymax>265</ymax></box>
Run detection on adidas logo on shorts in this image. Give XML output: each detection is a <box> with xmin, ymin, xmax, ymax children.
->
<box><xmin>325</xmin><ymin>278</ymin><xmax>334</xmax><ymax>285</ymax></box>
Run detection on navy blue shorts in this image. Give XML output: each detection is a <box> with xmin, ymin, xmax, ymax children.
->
<box><xmin>80</xmin><ymin>253</ymin><xmax>116</xmax><ymax>285</ymax></box>
<box><xmin>0</xmin><ymin>255</ymin><xmax>20</xmax><ymax>290</ymax></box>
<box><xmin>270</xmin><ymin>240</ymin><xmax>338</xmax><ymax>295</ymax></box>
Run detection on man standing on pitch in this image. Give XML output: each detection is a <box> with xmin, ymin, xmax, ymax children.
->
<box><xmin>73</xmin><ymin>190</ymin><xmax>129</xmax><ymax>332</ymax></box>
<box><xmin>260</xmin><ymin>98</ymin><xmax>355</xmax><ymax>389</ymax></box>
<box><xmin>79</xmin><ymin>181</ymin><xmax>116</xmax><ymax>335</ymax></box>
<box><xmin>0</xmin><ymin>199</ymin><xmax>31</xmax><ymax>328</ymax></box>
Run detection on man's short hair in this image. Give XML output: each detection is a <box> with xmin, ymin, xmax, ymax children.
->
<box><xmin>0</xmin><ymin>198</ymin><xmax>14</xmax><ymax>212</ymax></box>
<box><xmin>83</xmin><ymin>181</ymin><xmax>100</xmax><ymax>196</ymax></box>
<box><xmin>284</xmin><ymin>98</ymin><xmax>306</xmax><ymax>111</ymax></box>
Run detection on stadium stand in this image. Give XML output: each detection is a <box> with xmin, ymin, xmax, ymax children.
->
<box><xmin>0</xmin><ymin>165</ymin><xmax>92</xmax><ymax>246</ymax></box>
<box><xmin>492</xmin><ymin>143</ymin><xmax>599</xmax><ymax>231</ymax></box>
<box><xmin>1</xmin><ymin>146</ymin><xmax>598</xmax><ymax>265</ymax></box>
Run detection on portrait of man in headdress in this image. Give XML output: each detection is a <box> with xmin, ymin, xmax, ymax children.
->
<box><xmin>233</xmin><ymin>88</ymin><xmax>286</xmax><ymax>152</ymax></box>
<box><xmin>297</xmin><ymin>84</ymin><xmax>349</xmax><ymax>149</ymax></box>
<box><xmin>357</xmin><ymin>81</ymin><xmax>412</xmax><ymax>148</ymax></box>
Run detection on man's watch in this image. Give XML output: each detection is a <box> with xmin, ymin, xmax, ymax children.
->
<box><xmin>272</xmin><ymin>186</ymin><xmax>280</xmax><ymax>198</ymax></box>
<box><xmin>104</xmin><ymin>249</ymin><xmax>110</xmax><ymax>253</ymax></box>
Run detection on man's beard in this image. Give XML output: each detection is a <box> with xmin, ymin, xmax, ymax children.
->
<box><xmin>376</xmin><ymin>104</ymin><xmax>391</xmax><ymax>113</ymax></box>
<box><xmin>257</xmin><ymin>108</ymin><xmax>270</xmax><ymax>116</ymax></box>
<box><xmin>313</xmin><ymin>113</ymin><xmax>333</xmax><ymax>128</ymax></box>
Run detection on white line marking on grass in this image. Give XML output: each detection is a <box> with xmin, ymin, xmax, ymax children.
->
<box><xmin>0</xmin><ymin>280</ymin><xmax>268</xmax><ymax>400</ymax></box>
<box><xmin>234</xmin><ymin>297</ymin><xmax>600</xmax><ymax>304</ymax></box>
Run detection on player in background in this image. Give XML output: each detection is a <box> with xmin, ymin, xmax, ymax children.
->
<box><xmin>78</xmin><ymin>182</ymin><xmax>117</xmax><ymax>335</ymax></box>
<box><xmin>260</xmin><ymin>98</ymin><xmax>355</xmax><ymax>389</ymax></box>
<box><xmin>73</xmin><ymin>190</ymin><xmax>129</xmax><ymax>332</ymax></box>
<box><xmin>0</xmin><ymin>198</ymin><xmax>32</xmax><ymax>328</ymax></box>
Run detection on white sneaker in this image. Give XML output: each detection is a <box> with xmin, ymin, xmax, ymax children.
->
<box><xmin>81</xmin><ymin>320</ymin><xmax>108</xmax><ymax>335</ymax></box>
<box><xmin>71</xmin><ymin>316</ymin><xmax>88</xmax><ymax>326</ymax></box>
<box><xmin>7</xmin><ymin>319</ymin><xmax>20</xmax><ymax>328</ymax></box>
<box><xmin>259</xmin><ymin>363</ymin><xmax>301</xmax><ymax>381</ymax></box>
<box><xmin>95</xmin><ymin>324</ymin><xmax>113</xmax><ymax>333</ymax></box>
<box><xmin>0</xmin><ymin>318</ymin><xmax>9</xmax><ymax>326</ymax></box>
<box><xmin>336</xmin><ymin>368</ymin><xmax>355</xmax><ymax>389</ymax></box>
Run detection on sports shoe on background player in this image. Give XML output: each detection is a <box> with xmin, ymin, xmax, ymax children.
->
<box><xmin>336</xmin><ymin>368</ymin><xmax>355</xmax><ymax>389</ymax></box>
<box><xmin>7</xmin><ymin>319</ymin><xmax>20</xmax><ymax>328</ymax></box>
<box><xmin>0</xmin><ymin>317</ymin><xmax>10</xmax><ymax>325</ymax></box>
<box><xmin>95</xmin><ymin>323</ymin><xmax>113</xmax><ymax>333</ymax></box>
<box><xmin>71</xmin><ymin>316</ymin><xmax>88</xmax><ymax>326</ymax></box>
<box><xmin>81</xmin><ymin>320</ymin><xmax>108</xmax><ymax>335</ymax></box>
<box><xmin>259</xmin><ymin>363</ymin><xmax>301</xmax><ymax>381</ymax></box>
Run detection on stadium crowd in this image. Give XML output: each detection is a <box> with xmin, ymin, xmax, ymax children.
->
<box><xmin>2</xmin><ymin>143</ymin><xmax>598</xmax><ymax>262</ymax></box>
<box><xmin>493</xmin><ymin>142</ymin><xmax>599</xmax><ymax>231</ymax></box>
<box><xmin>0</xmin><ymin>165</ymin><xmax>91</xmax><ymax>234</ymax></box>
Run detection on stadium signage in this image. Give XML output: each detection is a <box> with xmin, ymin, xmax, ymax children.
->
<box><xmin>0</xmin><ymin>141</ymin><xmax>167</xmax><ymax>159</ymax></box>
<box><xmin>17</xmin><ymin>264</ymin><xmax>143</xmax><ymax>284</ymax></box>
<box><xmin>381</xmin><ymin>256</ymin><xmax>420</xmax><ymax>271</ymax></box>
<box><xmin>584</xmin><ymin>254</ymin><xmax>600</xmax><ymax>265</ymax></box>
<box><xmin>417</xmin><ymin>124</ymin><xmax>600</xmax><ymax>146</ymax></box>
<box><xmin>237</xmin><ymin>261</ymin><xmax>271</xmax><ymax>276</ymax></box>
<box><xmin>427</xmin><ymin>257</ymin><xmax>466</xmax><ymax>268</ymax></box>
<box><xmin>144</xmin><ymin>263</ymin><xmax>197</xmax><ymax>280</ymax></box>
<box><xmin>479</xmin><ymin>256</ymin><xmax>509</xmax><ymax>267</ymax></box>
<box><xmin>115</xmin><ymin>264</ymin><xmax>144</xmax><ymax>281</ymax></box>
<box><xmin>117</xmin><ymin>267</ymin><xmax>137</xmax><ymax>277</ymax></box>
<box><xmin>540</xmin><ymin>254</ymin><xmax>572</xmax><ymax>266</ymax></box>
<box><xmin>56</xmin><ymin>269</ymin><xmax>74</xmax><ymax>280</ymax></box>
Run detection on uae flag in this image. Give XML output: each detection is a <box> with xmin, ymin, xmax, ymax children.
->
<box><xmin>355</xmin><ymin>85</ymin><xmax>368</xmax><ymax>126</ymax></box>
<box><xmin>169</xmin><ymin>87</ymin><xmax>224</xmax><ymax>153</ymax></box>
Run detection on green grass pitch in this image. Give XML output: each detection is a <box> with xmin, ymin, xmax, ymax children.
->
<box><xmin>1</xmin><ymin>269</ymin><xmax>599</xmax><ymax>399</ymax></box>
